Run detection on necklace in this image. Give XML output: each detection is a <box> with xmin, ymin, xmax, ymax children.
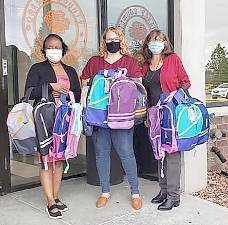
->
<box><xmin>149</xmin><ymin>58</ymin><xmax>163</xmax><ymax>71</ymax></box>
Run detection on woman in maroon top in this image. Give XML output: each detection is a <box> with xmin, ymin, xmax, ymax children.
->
<box><xmin>142</xmin><ymin>30</ymin><xmax>191</xmax><ymax>211</ymax></box>
<box><xmin>81</xmin><ymin>26</ymin><xmax>142</xmax><ymax>210</ymax></box>
<box><xmin>81</xmin><ymin>36</ymin><xmax>142</xmax><ymax>82</ymax></box>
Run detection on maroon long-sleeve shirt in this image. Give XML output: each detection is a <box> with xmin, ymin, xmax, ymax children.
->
<box><xmin>81</xmin><ymin>55</ymin><xmax>143</xmax><ymax>79</ymax></box>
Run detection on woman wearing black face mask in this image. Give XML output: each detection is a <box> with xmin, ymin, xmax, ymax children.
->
<box><xmin>105</xmin><ymin>39</ymin><xmax>121</xmax><ymax>53</ymax></box>
<box><xmin>81</xmin><ymin>26</ymin><xmax>143</xmax><ymax>210</ymax></box>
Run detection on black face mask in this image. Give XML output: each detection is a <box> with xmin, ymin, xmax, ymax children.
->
<box><xmin>106</xmin><ymin>41</ymin><xmax>120</xmax><ymax>53</ymax></box>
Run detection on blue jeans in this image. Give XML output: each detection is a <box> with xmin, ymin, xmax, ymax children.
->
<box><xmin>92</xmin><ymin>127</ymin><xmax>139</xmax><ymax>194</ymax></box>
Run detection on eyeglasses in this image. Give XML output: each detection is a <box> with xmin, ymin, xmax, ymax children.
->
<box><xmin>45</xmin><ymin>47</ymin><xmax>63</xmax><ymax>50</ymax></box>
<box><xmin>150</xmin><ymin>39</ymin><xmax>164</xmax><ymax>42</ymax></box>
<box><xmin>105</xmin><ymin>38</ymin><xmax>120</xmax><ymax>43</ymax></box>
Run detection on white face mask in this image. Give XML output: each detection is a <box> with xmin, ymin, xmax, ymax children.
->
<box><xmin>45</xmin><ymin>49</ymin><xmax>63</xmax><ymax>63</ymax></box>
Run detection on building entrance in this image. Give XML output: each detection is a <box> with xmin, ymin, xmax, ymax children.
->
<box><xmin>0</xmin><ymin>0</ymin><xmax>172</xmax><ymax>194</ymax></box>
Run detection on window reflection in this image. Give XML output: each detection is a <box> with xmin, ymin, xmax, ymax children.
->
<box><xmin>107</xmin><ymin>0</ymin><xmax>168</xmax><ymax>64</ymax></box>
<box><xmin>4</xmin><ymin>0</ymin><xmax>98</xmax><ymax>187</ymax></box>
<box><xmin>5</xmin><ymin>0</ymin><xmax>98</xmax><ymax>77</ymax></box>
<box><xmin>205</xmin><ymin>0</ymin><xmax>228</xmax><ymax>107</ymax></box>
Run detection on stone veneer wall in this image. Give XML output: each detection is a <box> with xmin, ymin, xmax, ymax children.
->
<box><xmin>207</xmin><ymin>116</ymin><xmax>228</xmax><ymax>172</ymax></box>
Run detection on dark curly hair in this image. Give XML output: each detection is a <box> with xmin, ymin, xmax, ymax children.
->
<box><xmin>41</xmin><ymin>33</ymin><xmax>68</xmax><ymax>57</ymax></box>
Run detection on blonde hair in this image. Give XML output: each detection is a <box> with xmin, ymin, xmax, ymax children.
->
<box><xmin>100</xmin><ymin>26</ymin><xmax>131</xmax><ymax>58</ymax></box>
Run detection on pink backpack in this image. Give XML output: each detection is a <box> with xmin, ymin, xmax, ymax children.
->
<box><xmin>64</xmin><ymin>91</ymin><xmax>83</xmax><ymax>173</ymax></box>
<box><xmin>148</xmin><ymin>93</ymin><xmax>177</xmax><ymax>158</ymax></box>
<box><xmin>52</xmin><ymin>91</ymin><xmax>82</xmax><ymax>173</ymax></box>
<box><xmin>107</xmin><ymin>68</ymin><xmax>137</xmax><ymax>129</ymax></box>
<box><xmin>147</xmin><ymin>92</ymin><xmax>181</xmax><ymax>178</ymax></box>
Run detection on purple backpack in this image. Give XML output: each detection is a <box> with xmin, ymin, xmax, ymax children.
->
<box><xmin>147</xmin><ymin>103</ymin><xmax>165</xmax><ymax>178</ymax></box>
<box><xmin>107</xmin><ymin>69</ymin><xmax>137</xmax><ymax>129</ymax></box>
<box><xmin>147</xmin><ymin>92</ymin><xmax>176</xmax><ymax>159</ymax></box>
<box><xmin>147</xmin><ymin>104</ymin><xmax>165</xmax><ymax>160</ymax></box>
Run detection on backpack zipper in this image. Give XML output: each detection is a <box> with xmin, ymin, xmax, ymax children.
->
<box><xmin>40</xmin><ymin>113</ymin><xmax>48</xmax><ymax>137</ymax></box>
<box><xmin>117</xmin><ymin>88</ymin><xmax>120</xmax><ymax>112</ymax></box>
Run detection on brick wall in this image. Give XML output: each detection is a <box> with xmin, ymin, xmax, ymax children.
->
<box><xmin>207</xmin><ymin>116</ymin><xmax>228</xmax><ymax>172</ymax></box>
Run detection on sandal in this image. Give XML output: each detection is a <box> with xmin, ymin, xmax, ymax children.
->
<box><xmin>55</xmin><ymin>198</ymin><xmax>69</xmax><ymax>212</ymax></box>
<box><xmin>46</xmin><ymin>204</ymin><xmax>62</xmax><ymax>219</ymax></box>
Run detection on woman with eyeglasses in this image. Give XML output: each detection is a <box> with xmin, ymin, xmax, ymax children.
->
<box><xmin>25</xmin><ymin>34</ymin><xmax>81</xmax><ymax>219</ymax></box>
<box><xmin>142</xmin><ymin>30</ymin><xmax>191</xmax><ymax>211</ymax></box>
<box><xmin>81</xmin><ymin>26</ymin><xmax>142</xmax><ymax>210</ymax></box>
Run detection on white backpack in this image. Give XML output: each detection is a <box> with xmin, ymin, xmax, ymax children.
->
<box><xmin>7</xmin><ymin>88</ymin><xmax>37</xmax><ymax>154</ymax></box>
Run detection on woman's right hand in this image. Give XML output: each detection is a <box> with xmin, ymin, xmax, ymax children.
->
<box><xmin>144</xmin><ymin>120</ymin><xmax>149</xmax><ymax>127</ymax></box>
<box><xmin>49</xmin><ymin>83</ymin><xmax>69</xmax><ymax>95</ymax></box>
<box><xmin>52</xmin><ymin>91</ymin><xmax>60</xmax><ymax>98</ymax></box>
<box><xmin>81</xmin><ymin>78</ymin><xmax>90</xmax><ymax>87</ymax></box>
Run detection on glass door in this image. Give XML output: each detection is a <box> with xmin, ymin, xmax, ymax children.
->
<box><xmin>3</xmin><ymin>0</ymin><xmax>99</xmax><ymax>189</ymax></box>
<box><xmin>107</xmin><ymin>0</ymin><xmax>170</xmax><ymax>63</ymax></box>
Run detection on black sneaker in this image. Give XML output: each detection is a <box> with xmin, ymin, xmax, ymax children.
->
<box><xmin>55</xmin><ymin>198</ymin><xmax>69</xmax><ymax>212</ymax></box>
<box><xmin>46</xmin><ymin>204</ymin><xmax>63</xmax><ymax>219</ymax></box>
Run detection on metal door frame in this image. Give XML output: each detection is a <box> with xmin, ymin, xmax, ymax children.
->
<box><xmin>0</xmin><ymin>0</ymin><xmax>11</xmax><ymax>195</ymax></box>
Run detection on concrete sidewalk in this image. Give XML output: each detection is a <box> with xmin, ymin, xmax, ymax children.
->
<box><xmin>0</xmin><ymin>177</ymin><xmax>228</xmax><ymax>225</ymax></box>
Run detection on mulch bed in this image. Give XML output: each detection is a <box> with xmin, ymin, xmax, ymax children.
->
<box><xmin>193</xmin><ymin>171</ymin><xmax>228</xmax><ymax>208</ymax></box>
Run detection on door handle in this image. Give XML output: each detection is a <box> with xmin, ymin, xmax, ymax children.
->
<box><xmin>2</xmin><ymin>58</ymin><xmax>8</xmax><ymax>76</ymax></box>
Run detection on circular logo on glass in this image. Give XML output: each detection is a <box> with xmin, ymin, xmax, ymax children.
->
<box><xmin>22</xmin><ymin>0</ymin><xmax>88</xmax><ymax>65</ymax></box>
<box><xmin>117</xmin><ymin>5</ymin><xmax>158</xmax><ymax>51</ymax></box>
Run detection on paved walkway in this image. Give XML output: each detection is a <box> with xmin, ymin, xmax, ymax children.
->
<box><xmin>0</xmin><ymin>177</ymin><xmax>228</xmax><ymax>225</ymax></box>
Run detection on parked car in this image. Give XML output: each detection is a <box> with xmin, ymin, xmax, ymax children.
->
<box><xmin>211</xmin><ymin>83</ymin><xmax>228</xmax><ymax>99</ymax></box>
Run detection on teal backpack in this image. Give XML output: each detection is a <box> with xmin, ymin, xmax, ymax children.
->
<box><xmin>175</xmin><ymin>101</ymin><xmax>204</xmax><ymax>150</ymax></box>
<box><xmin>85</xmin><ymin>69</ymin><xmax>115</xmax><ymax>128</ymax></box>
<box><xmin>160</xmin><ymin>89</ymin><xmax>209</xmax><ymax>153</ymax></box>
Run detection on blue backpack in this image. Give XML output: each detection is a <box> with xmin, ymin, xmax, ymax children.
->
<box><xmin>85</xmin><ymin>69</ymin><xmax>115</xmax><ymax>128</ymax></box>
<box><xmin>160</xmin><ymin>91</ymin><xmax>178</xmax><ymax>153</ymax></box>
<box><xmin>53</xmin><ymin>94</ymin><xmax>71</xmax><ymax>159</ymax></box>
<box><xmin>194</xmin><ymin>100</ymin><xmax>209</xmax><ymax>145</ymax></box>
<box><xmin>160</xmin><ymin>89</ymin><xmax>209</xmax><ymax>153</ymax></box>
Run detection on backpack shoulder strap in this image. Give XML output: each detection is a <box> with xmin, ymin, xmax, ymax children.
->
<box><xmin>174</xmin><ymin>89</ymin><xmax>190</xmax><ymax>104</ymax></box>
<box><xmin>68</xmin><ymin>91</ymin><xmax>75</xmax><ymax>104</ymax></box>
<box><xmin>21</xmin><ymin>87</ymin><xmax>34</xmax><ymax>103</ymax></box>
<box><xmin>161</xmin><ymin>91</ymin><xmax>177</xmax><ymax>104</ymax></box>
<box><xmin>42</xmin><ymin>83</ymin><xmax>49</xmax><ymax>100</ymax></box>
<box><xmin>115</xmin><ymin>68</ymin><xmax>127</xmax><ymax>79</ymax></box>
<box><xmin>156</xmin><ymin>100</ymin><xmax>161</xmax><ymax>107</ymax></box>
<box><xmin>174</xmin><ymin>92</ymin><xmax>186</xmax><ymax>104</ymax></box>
